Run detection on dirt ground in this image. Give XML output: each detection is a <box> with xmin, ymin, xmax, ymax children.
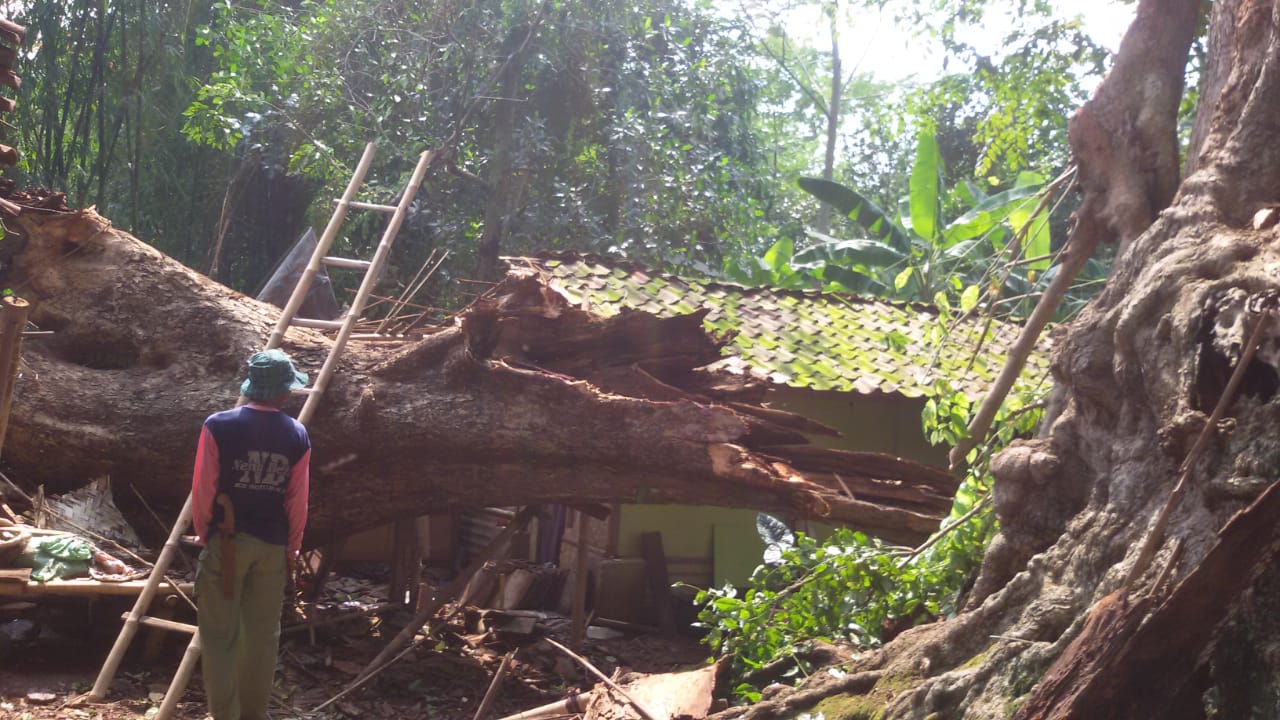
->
<box><xmin>0</xmin><ymin>578</ymin><xmax>712</xmax><ymax>720</ymax></box>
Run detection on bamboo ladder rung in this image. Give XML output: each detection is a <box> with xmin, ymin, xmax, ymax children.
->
<box><xmin>121</xmin><ymin>612</ymin><xmax>197</xmax><ymax>635</ymax></box>
<box><xmin>322</xmin><ymin>256</ymin><xmax>374</xmax><ymax>271</ymax></box>
<box><xmin>334</xmin><ymin>199</ymin><xmax>398</xmax><ymax>213</ymax></box>
<box><xmin>290</xmin><ymin>317</ymin><xmax>346</xmax><ymax>331</ymax></box>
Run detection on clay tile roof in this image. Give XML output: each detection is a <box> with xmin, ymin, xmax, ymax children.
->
<box><xmin>503</xmin><ymin>253</ymin><xmax>1052</xmax><ymax>399</ymax></box>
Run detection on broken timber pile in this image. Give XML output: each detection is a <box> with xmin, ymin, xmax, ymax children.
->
<box><xmin>0</xmin><ymin>208</ymin><xmax>957</xmax><ymax>548</ymax></box>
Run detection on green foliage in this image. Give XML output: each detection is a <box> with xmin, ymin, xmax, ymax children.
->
<box><xmin>10</xmin><ymin>0</ymin><xmax>227</xmax><ymax>264</ymax></box>
<box><xmin>900</xmin><ymin>4</ymin><xmax>1110</xmax><ymax>176</ymax></box>
<box><xmin>695</xmin><ymin>377</ymin><xmax>1046</xmax><ymax>695</ymax></box>
<box><xmin>735</xmin><ymin>130</ymin><xmax>1057</xmax><ymax>314</ymax></box>
<box><xmin>178</xmin><ymin>0</ymin><xmax>795</xmax><ymax>292</ymax></box>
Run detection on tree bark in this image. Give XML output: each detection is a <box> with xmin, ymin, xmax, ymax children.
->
<box><xmin>718</xmin><ymin>0</ymin><xmax>1280</xmax><ymax>717</ymax></box>
<box><xmin>0</xmin><ymin>208</ymin><xmax>955</xmax><ymax>550</ymax></box>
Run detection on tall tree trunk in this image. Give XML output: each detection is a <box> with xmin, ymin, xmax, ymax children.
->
<box><xmin>476</xmin><ymin>23</ymin><xmax>537</xmax><ymax>282</ymax></box>
<box><xmin>816</xmin><ymin>1</ymin><xmax>841</xmax><ymax>236</ymax></box>
<box><xmin>717</xmin><ymin>0</ymin><xmax>1280</xmax><ymax>716</ymax></box>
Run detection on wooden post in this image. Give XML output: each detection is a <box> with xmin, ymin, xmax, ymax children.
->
<box><xmin>155</xmin><ymin>630</ymin><xmax>201</xmax><ymax>720</ymax></box>
<box><xmin>569</xmin><ymin>510</ymin><xmax>591</xmax><ymax>648</ymax></box>
<box><xmin>0</xmin><ymin>295</ymin><xmax>30</xmax><ymax>460</ymax></box>
<box><xmin>639</xmin><ymin>532</ymin><xmax>675</xmax><ymax>634</ymax></box>
<box><xmin>89</xmin><ymin>495</ymin><xmax>193</xmax><ymax>701</ymax></box>
<box><xmin>390</xmin><ymin>517</ymin><xmax>422</xmax><ymax>607</ymax></box>
<box><xmin>141</xmin><ymin>594</ymin><xmax>181</xmax><ymax>662</ymax></box>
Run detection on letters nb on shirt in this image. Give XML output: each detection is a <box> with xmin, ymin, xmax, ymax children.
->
<box><xmin>233</xmin><ymin>451</ymin><xmax>291</xmax><ymax>492</ymax></box>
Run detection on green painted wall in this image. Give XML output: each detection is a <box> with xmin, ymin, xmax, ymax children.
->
<box><xmin>615</xmin><ymin>389</ymin><xmax>946</xmax><ymax>594</ymax></box>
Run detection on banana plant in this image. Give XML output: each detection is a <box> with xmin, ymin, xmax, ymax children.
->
<box><xmin>782</xmin><ymin>130</ymin><xmax>1053</xmax><ymax>311</ymax></box>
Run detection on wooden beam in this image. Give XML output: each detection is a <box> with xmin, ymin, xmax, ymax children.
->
<box><xmin>389</xmin><ymin>517</ymin><xmax>422</xmax><ymax>607</ymax></box>
<box><xmin>569</xmin><ymin>511</ymin><xmax>591</xmax><ymax>648</ymax></box>
<box><xmin>639</xmin><ymin>532</ymin><xmax>675</xmax><ymax>633</ymax></box>
<box><xmin>2</xmin><ymin>578</ymin><xmax>194</xmax><ymax>597</ymax></box>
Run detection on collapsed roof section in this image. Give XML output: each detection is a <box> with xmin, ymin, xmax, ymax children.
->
<box><xmin>508</xmin><ymin>252</ymin><xmax>1051</xmax><ymax>400</ymax></box>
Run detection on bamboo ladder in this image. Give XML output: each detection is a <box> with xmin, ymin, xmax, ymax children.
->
<box><xmin>88</xmin><ymin>142</ymin><xmax>434</xmax><ymax>719</ymax></box>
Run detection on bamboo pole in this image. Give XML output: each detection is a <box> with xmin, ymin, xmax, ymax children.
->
<box><xmin>0</xmin><ymin>295</ymin><xmax>30</xmax><ymax>460</ymax></box>
<box><xmin>297</xmin><ymin>148</ymin><xmax>435</xmax><ymax>426</ymax></box>
<box><xmin>155</xmin><ymin>630</ymin><xmax>201</xmax><ymax>720</ymax></box>
<box><xmin>472</xmin><ymin>650</ymin><xmax>517</xmax><ymax>720</ymax></box>
<box><xmin>948</xmin><ymin>230</ymin><xmax>1101</xmax><ymax>470</ymax></box>
<box><xmin>88</xmin><ymin>495</ymin><xmax>193</xmax><ymax>701</ymax></box>
<box><xmin>375</xmin><ymin>248</ymin><xmax>439</xmax><ymax>335</ymax></box>
<box><xmin>266</xmin><ymin>142</ymin><xmax>377</xmax><ymax>352</ymax></box>
<box><xmin>492</xmin><ymin>691</ymin><xmax>597</xmax><ymax>720</ymax></box>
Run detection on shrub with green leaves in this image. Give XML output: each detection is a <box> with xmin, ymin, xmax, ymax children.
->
<box><xmin>694</xmin><ymin>379</ymin><xmax>1044</xmax><ymax>695</ymax></box>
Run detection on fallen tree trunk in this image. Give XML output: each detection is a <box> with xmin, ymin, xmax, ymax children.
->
<box><xmin>0</xmin><ymin>208</ymin><xmax>953</xmax><ymax>548</ymax></box>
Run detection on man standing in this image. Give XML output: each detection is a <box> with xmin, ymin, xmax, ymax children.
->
<box><xmin>191</xmin><ymin>349</ymin><xmax>311</xmax><ymax>720</ymax></box>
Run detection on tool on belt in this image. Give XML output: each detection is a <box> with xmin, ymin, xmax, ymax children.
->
<box><xmin>214</xmin><ymin>493</ymin><xmax>236</xmax><ymax>600</ymax></box>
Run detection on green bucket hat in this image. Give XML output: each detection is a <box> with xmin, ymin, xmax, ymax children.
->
<box><xmin>240</xmin><ymin>349</ymin><xmax>308</xmax><ymax>400</ymax></box>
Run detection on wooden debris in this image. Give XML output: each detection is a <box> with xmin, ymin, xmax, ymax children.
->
<box><xmin>314</xmin><ymin>507</ymin><xmax>538</xmax><ymax>713</ymax></box>
<box><xmin>543</xmin><ymin>638</ymin><xmax>662</xmax><ymax>720</ymax></box>
<box><xmin>569</xmin><ymin>512</ymin><xmax>591</xmax><ymax>648</ymax></box>
<box><xmin>583</xmin><ymin>661</ymin><xmax>722</xmax><ymax>720</ymax></box>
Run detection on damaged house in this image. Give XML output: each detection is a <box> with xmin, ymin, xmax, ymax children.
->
<box><xmin>485</xmin><ymin>253</ymin><xmax>1050</xmax><ymax>623</ymax></box>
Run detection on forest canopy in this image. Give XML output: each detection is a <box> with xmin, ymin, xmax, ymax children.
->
<box><xmin>1</xmin><ymin>0</ymin><xmax>1123</xmax><ymax>317</ymax></box>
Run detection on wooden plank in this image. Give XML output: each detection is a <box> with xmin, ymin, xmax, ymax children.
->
<box><xmin>569</xmin><ymin>511</ymin><xmax>591</xmax><ymax>647</ymax></box>
<box><xmin>639</xmin><ymin>532</ymin><xmax>674</xmax><ymax>633</ymax></box>
<box><xmin>8</xmin><ymin>578</ymin><xmax>194</xmax><ymax>597</ymax></box>
<box><xmin>0</xmin><ymin>567</ymin><xmax>31</xmax><ymax>586</ymax></box>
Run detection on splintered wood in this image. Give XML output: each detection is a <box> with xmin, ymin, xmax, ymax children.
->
<box><xmin>583</xmin><ymin>661</ymin><xmax>722</xmax><ymax>720</ymax></box>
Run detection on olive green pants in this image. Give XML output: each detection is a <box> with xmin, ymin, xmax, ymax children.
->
<box><xmin>196</xmin><ymin>533</ymin><xmax>287</xmax><ymax>720</ymax></box>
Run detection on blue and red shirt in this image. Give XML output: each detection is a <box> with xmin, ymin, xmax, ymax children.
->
<box><xmin>191</xmin><ymin>404</ymin><xmax>311</xmax><ymax>555</ymax></box>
